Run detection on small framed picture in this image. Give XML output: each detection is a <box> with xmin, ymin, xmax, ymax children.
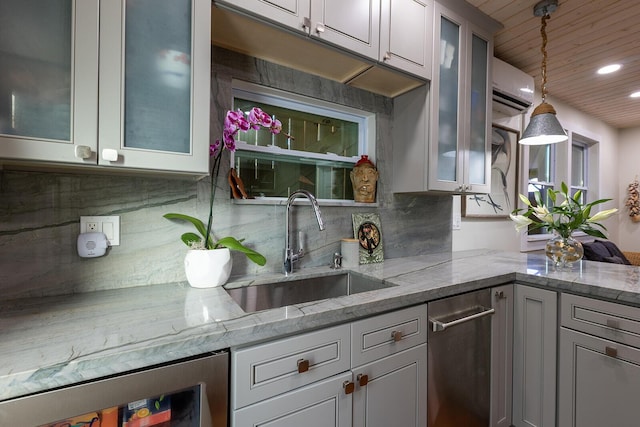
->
<box><xmin>352</xmin><ymin>213</ymin><xmax>384</xmax><ymax>264</ymax></box>
<box><xmin>463</xmin><ymin>124</ymin><xmax>520</xmax><ymax>218</ymax></box>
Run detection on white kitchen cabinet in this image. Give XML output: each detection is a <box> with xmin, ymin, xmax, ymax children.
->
<box><xmin>233</xmin><ymin>371</ymin><xmax>353</xmax><ymax>427</ymax></box>
<box><xmin>379</xmin><ymin>0</ymin><xmax>433</xmax><ymax>80</ymax></box>
<box><xmin>490</xmin><ymin>284</ymin><xmax>513</xmax><ymax>427</ymax></box>
<box><xmin>512</xmin><ymin>284</ymin><xmax>557</xmax><ymax>427</ymax></box>
<box><xmin>352</xmin><ymin>344</ymin><xmax>427</xmax><ymax>427</ymax></box>
<box><xmin>351</xmin><ymin>304</ymin><xmax>428</xmax><ymax>427</ymax></box>
<box><xmin>392</xmin><ymin>0</ymin><xmax>495</xmax><ymax>194</ymax></box>
<box><xmin>428</xmin><ymin>2</ymin><xmax>492</xmax><ymax>193</ymax></box>
<box><xmin>217</xmin><ymin>0</ymin><xmax>380</xmax><ymax>61</ymax></box>
<box><xmin>559</xmin><ymin>293</ymin><xmax>640</xmax><ymax>427</ymax></box>
<box><xmin>0</xmin><ymin>0</ymin><xmax>210</xmax><ymax>174</ymax></box>
<box><xmin>231</xmin><ymin>304</ymin><xmax>428</xmax><ymax>427</ymax></box>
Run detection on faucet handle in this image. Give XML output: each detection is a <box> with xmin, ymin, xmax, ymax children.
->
<box><xmin>331</xmin><ymin>252</ymin><xmax>342</xmax><ymax>269</ymax></box>
<box><xmin>298</xmin><ymin>231</ymin><xmax>305</xmax><ymax>254</ymax></box>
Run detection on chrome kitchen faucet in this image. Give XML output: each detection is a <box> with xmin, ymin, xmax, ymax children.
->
<box><xmin>284</xmin><ymin>190</ymin><xmax>325</xmax><ymax>275</ymax></box>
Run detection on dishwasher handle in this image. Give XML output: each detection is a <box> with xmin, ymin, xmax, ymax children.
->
<box><xmin>430</xmin><ymin>306</ymin><xmax>495</xmax><ymax>332</ymax></box>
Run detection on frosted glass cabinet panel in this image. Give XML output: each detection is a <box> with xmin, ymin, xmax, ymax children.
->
<box><xmin>99</xmin><ymin>0</ymin><xmax>210</xmax><ymax>173</ymax></box>
<box><xmin>467</xmin><ymin>32</ymin><xmax>489</xmax><ymax>186</ymax></box>
<box><xmin>0</xmin><ymin>0</ymin><xmax>99</xmax><ymax>164</ymax></box>
<box><xmin>435</xmin><ymin>15</ymin><xmax>461</xmax><ymax>184</ymax></box>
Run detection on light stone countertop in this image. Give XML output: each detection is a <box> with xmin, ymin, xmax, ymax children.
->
<box><xmin>2</xmin><ymin>249</ymin><xmax>640</xmax><ymax>402</ymax></box>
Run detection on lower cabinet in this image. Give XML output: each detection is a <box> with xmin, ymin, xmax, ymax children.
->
<box><xmin>230</xmin><ymin>305</ymin><xmax>428</xmax><ymax>427</ymax></box>
<box><xmin>233</xmin><ymin>372</ymin><xmax>353</xmax><ymax>427</ymax></box>
<box><xmin>490</xmin><ymin>284</ymin><xmax>514</xmax><ymax>427</ymax></box>
<box><xmin>559</xmin><ymin>293</ymin><xmax>640</xmax><ymax>427</ymax></box>
<box><xmin>512</xmin><ymin>284</ymin><xmax>557</xmax><ymax>427</ymax></box>
<box><xmin>352</xmin><ymin>344</ymin><xmax>427</xmax><ymax>427</ymax></box>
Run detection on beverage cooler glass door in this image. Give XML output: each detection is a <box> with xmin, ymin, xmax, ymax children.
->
<box><xmin>0</xmin><ymin>351</ymin><xmax>228</xmax><ymax>427</ymax></box>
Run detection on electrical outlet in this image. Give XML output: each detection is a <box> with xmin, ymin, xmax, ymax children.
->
<box><xmin>80</xmin><ymin>216</ymin><xmax>120</xmax><ymax>246</ymax></box>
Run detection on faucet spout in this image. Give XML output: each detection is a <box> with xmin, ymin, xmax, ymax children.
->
<box><xmin>284</xmin><ymin>190</ymin><xmax>325</xmax><ymax>275</ymax></box>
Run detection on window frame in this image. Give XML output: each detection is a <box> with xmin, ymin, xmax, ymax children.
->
<box><xmin>519</xmin><ymin>129</ymin><xmax>601</xmax><ymax>252</ymax></box>
<box><xmin>229</xmin><ymin>80</ymin><xmax>376</xmax><ymax>205</ymax></box>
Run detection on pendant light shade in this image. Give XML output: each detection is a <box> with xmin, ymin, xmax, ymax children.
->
<box><xmin>520</xmin><ymin>102</ymin><xmax>567</xmax><ymax>145</ymax></box>
<box><xmin>519</xmin><ymin>0</ymin><xmax>568</xmax><ymax>145</ymax></box>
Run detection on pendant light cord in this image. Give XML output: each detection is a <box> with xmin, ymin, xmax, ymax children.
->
<box><xmin>540</xmin><ymin>13</ymin><xmax>550</xmax><ymax>103</ymax></box>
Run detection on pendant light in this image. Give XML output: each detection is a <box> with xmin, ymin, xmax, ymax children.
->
<box><xmin>519</xmin><ymin>0</ymin><xmax>568</xmax><ymax>145</ymax></box>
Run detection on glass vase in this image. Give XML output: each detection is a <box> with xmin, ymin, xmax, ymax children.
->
<box><xmin>545</xmin><ymin>234</ymin><xmax>584</xmax><ymax>268</ymax></box>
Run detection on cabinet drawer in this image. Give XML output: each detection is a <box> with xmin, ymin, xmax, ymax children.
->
<box><xmin>561</xmin><ymin>293</ymin><xmax>640</xmax><ymax>348</ymax></box>
<box><xmin>232</xmin><ymin>324</ymin><xmax>351</xmax><ymax>409</ymax></box>
<box><xmin>351</xmin><ymin>304</ymin><xmax>427</xmax><ymax>367</ymax></box>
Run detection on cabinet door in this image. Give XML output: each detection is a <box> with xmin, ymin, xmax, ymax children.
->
<box><xmin>379</xmin><ymin>0</ymin><xmax>433</xmax><ymax>79</ymax></box>
<box><xmin>217</xmin><ymin>0</ymin><xmax>311</xmax><ymax>34</ymax></box>
<box><xmin>490</xmin><ymin>285</ymin><xmax>513</xmax><ymax>427</ymax></box>
<box><xmin>559</xmin><ymin>327</ymin><xmax>640</xmax><ymax>427</ymax></box>
<box><xmin>464</xmin><ymin>25</ymin><xmax>493</xmax><ymax>193</ymax></box>
<box><xmin>352</xmin><ymin>344</ymin><xmax>427</xmax><ymax>427</ymax></box>
<box><xmin>310</xmin><ymin>0</ymin><xmax>380</xmax><ymax>61</ymax></box>
<box><xmin>512</xmin><ymin>285</ymin><xmax>557</xmax><ymax>427</ymax></box>
<box><xmin>462</xmin><ymin>23</ymin><xmax>491</xmax><ymax>194</ymax></box>
<box><xmin>232</xmin><ymin>372</ymin><xmax>352</xmax><ymax>427</ymax></box>
<box><xmin>99</xmin><ymin>0</ymin><xmax>210</xmax><ymax>173</ymax></box>
<box><xmin>429</xmin><ymin>3</ymin><xmax>465</xmax><ymax>192</ymax></box>
<box><xmin>0</xmin><ymin>0</ymin><xmax>99</xmax><ymax>165</ymax></box>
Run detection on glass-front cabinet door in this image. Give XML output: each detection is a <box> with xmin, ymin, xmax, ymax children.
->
<box><xmin>464</xmin><ymin>25</ymin><xmax>491</xmax><ymax>194</ymax></box>
<box><xmin>99</xmin><ymin>0</ymin><xmax>210</xmax><ymax>173</ymax></box>
<box><xmin>430</xmin><ymin>3</ymin><xmax>491</xmax><ymax>193</ymax></box>
<box><xmin>0</xmin><ymin>0</ymin><xmax>99</xmax><ymax>164</ymax></box>
<box><xmin>0</xmin><ymin>0</ymin><xmax>209</xmax><ymax>174</ymax></box>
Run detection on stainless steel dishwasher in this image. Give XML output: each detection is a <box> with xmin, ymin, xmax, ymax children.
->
<box><xmin>427</xmin><ymin>289</ymin><xmax>495</xmax><ymax>427</ymax></box>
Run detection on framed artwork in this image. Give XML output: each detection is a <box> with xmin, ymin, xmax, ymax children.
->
<box><xmin>351</xmin><ymin>213</ymin><xmax>384</xmax><ymax>264</ymax></box>
<box><xmin>463</xmin><ymin>124</ymin><xmax>520</xmax><ymax>218</ymax></box>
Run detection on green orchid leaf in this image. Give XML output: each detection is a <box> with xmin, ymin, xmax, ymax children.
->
<box><xmin>217</xmin><ymin>236</ymin><xmax>267</xmax><ymax>266</ymax></box>
<box><xmin>180</xmin><ymin>232</ymin><xmax>203</xmax><ymax>247</ymax></box>
<box><xmin>581</xmin><ymin>228</ymin><xmax>607</xmax><ymax>239</ymax></box>
<box><xmin>163</xmin><ymin>213</ymin><xmax>208</xmax><ymax>240</ymax></box>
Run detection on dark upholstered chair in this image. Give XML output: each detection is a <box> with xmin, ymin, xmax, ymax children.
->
<box><xmin>582</xmin><ymin>240</ymin><xmax>637</xmax><ymax>265</ymax></box>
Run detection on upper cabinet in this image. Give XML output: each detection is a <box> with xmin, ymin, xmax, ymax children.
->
<box><xmin>393</xmin><ymin>0</ymin><xmax>497</xmax><ymax>194</ymax></box>
<box><xmin>380</xmin><ymin>0</ymin><xmax>433</xmax><ymax>80</ymax></box>
<box><xmin>429</xmin><ymin>2</ymin><xmax>492</xmax><ymax>193</ymax></box>
<box><xmin>212</xmin><ymin>0</ymin><xmax>431</xmax><ymax>97</ymax></box>
<box><xmin>0</xmin><ymin>0</ymin><xmax>210</xmax><ymax>174</ymax></box>
<box><xmin>218</xmin><ymin>0</ymin><xmax>380</xmax><ymax>60</ymax></box>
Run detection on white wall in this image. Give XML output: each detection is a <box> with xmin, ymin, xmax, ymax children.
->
<box><xmin>452</xmin><ymin>109</ymin><xmax>524</xmax><ymax>252</ymax></box>
<box><xmin>618</xmin><ymin>127</ymin><xmax>640</xmax><ymax>251</ymax></box>
<box><xmin>453</xmin><ymin>95</ymin><xmax>621</xmax><ymax>252</ymax></box>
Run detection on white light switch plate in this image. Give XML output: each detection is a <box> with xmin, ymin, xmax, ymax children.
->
<box><xmin>80</xmin><ymin>216</ymin><xmax>120</xmax><ymax>246</ymax></box>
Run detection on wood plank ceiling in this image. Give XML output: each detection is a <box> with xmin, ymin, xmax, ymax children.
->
<box><xmin>467</xmin><ymin>0</ymin><xmax>640</xmax><ymax>129</ymax></box>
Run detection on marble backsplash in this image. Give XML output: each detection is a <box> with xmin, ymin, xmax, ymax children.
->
<box><xmin>0</xmin><ymin>47</ymin><xmax>451</xmax><ymax>299</ymax></box>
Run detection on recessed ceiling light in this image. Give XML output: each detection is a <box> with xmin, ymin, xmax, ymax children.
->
<box><xmin>597</xmin><ymin>64</ymin><xmax>622</xmax><ymax>74</ymax></box>
<box><xmin>630</xmin><ymin>91</ymin><xmax>640</xmax><ymax>98</ymax></box>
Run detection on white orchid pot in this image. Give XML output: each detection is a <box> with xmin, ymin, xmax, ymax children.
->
<box><xmin>184</xmin><ymin>248</ymin><xmax>232</xmax><ymax>288</ymax></box>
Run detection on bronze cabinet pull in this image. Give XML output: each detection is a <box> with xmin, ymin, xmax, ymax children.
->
<box><xmin>343</xmin><ymin>381</ymin><xmax>355</xmax><ymax>394</ymax></box>
<box><xmin>357</xmin><ymin>374</ymin><xmax>369</xmax><ymax>387</ymax></box>
<box><xmin>297</xmin><ymin>358</ymin><xmax>310</xmax><ymax>373</ymax></box>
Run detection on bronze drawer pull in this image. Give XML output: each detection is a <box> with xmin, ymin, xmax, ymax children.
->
<box><xmin>297</xmin><ymin>358</ymin><xmax>310</xmax><ymax>373</ymax></box>
<box><xmin>357</xmin><ymin>373</ymin><xmax>369</xmax><ymax>387</ymax></box>
<box><xmin>343</xmin><ymin>380</ymin><xmax>355</xmax><ymax>394</ymax></box>
<box><xmin>605</xmin><ymin>346</ymin><xmax>618</xmax><ymax>358</ymax></box>
<box><xmin>392</xmin><ymin>330</ymin><xmax>403</xmax><ymax>342</ymax></box>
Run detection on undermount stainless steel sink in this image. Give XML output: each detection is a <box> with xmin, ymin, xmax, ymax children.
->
<box><xmin>224</xmin><ymin>272</ymin><xmax>395</xmax><ymax>313</ymax></box>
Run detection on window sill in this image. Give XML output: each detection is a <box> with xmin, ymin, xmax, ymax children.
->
<box><xmin>232</xmin><ymin>197</ymin><xmax>379</xmax><ymax>208</ymax></box>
